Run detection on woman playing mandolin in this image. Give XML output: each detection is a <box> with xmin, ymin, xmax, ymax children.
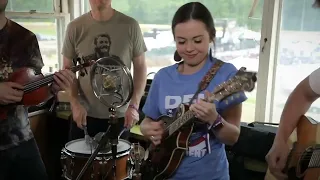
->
<box><xmin>140</xmin><ymin>2</ymin><xmax>247</xmax><ymax>180</ymax></box>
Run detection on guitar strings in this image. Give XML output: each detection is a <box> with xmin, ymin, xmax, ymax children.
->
<box><xmin>24</xmin><ymin>75</ymin><xmax>55</xmax><ymax>93</ymax></box>
<box><xmin>23</xmin><ymin>65</ymin><xmax>83</xmax><ymax>93</ymax></box>
<box><xmin>287</xmin><ymin>149</ymin><xmax>320</xmax><ymax>161</ymax></box>
<box><xmin>24</xmin><ymin>75</ymin><xmax>54</xmax><ymax>92</ymax></box>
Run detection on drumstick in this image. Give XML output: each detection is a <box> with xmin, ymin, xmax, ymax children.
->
<box><xmin>118</xmin><ymin>128</ymin><xmax>128</xmax><ymax>139</ymax></box>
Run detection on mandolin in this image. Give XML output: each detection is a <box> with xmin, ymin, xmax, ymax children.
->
<box><xmin>142</xmin><ymin>67</ymin><xmax>257</xmax><ymax>180</ymax></box>
<box><xmin>265</xmin><ymin>115</ymin><xmax>320</xmax><ymax>180</ymax></box>
<box><xmin>0</xmin><ymin>60</ymin><xmax>93</xmax><ymax>120</ymax></box>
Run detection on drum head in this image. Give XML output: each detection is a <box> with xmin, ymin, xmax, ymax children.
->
<box><xmin>64</xmin><ymin>138</ymin><xmax>131</xmax><ymax>157</ymax></box>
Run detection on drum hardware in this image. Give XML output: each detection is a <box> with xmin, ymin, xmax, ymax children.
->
<box><xmin>130</xmin><ymin>143</ymin><xmax>146</xmax><ymax>180</ymax></box>
<box><xmin>61</xmin><ymin>139</ymin><xmax>133</xmax><ymax>180</ymax></box>
<box><xmin>76</xmin><ymin>57</ymin><xmax>134</xmax><ymax>180</ymax></box>
<box><xmin>76</xmin><ymin>124</ymin><xmax>112</xmax><ymax>180</ymax></box>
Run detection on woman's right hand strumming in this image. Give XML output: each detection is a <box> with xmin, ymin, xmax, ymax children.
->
<box><xmin>0</xmin><ymin>82</ymin><xmax>24</xmax><ymax>105</ymax></box>
<box><xmin>71</xmin><ymin>100</ymin><xmax>87</xmax><ymax>129</ymax></box>
<box><xmin>140</xmin><ymin>118</ymin><xmax>164</xmax><ymax>145</ymax></box>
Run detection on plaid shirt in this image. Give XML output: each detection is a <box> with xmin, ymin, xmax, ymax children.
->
<box><xmin>0</xmin><ymin>19</ymin><xmax>44</xmax><ymax>150</ymax></box>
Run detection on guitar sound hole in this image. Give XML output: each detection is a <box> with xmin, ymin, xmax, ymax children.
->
<box><xmin>298</xmin><ymin>148</ymin><xmax>313</xmax><ymax>175</ymax></box>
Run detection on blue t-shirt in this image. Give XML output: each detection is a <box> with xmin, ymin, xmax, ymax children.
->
<box><xmin>142</xmin><ymin>57</ymin><xmax>247</xmax><ymax>180</ymax></box>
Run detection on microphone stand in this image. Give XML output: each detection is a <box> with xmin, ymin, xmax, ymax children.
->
<box><xmin>76</xmin><ymin>125</ymin><xmax>111</xmax><ymax>180</ymax></box>
<box><xmin>109</xmin><ymin>107</ymin><xmax>118</xmax><ymax>180</ymax></box>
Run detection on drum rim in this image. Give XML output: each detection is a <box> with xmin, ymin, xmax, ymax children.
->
<box><xmin>63</xmin><ymin>138</ymin><xmax>131</xmax><ymax>158</ymax></box>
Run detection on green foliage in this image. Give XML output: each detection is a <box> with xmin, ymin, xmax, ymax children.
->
<box><xmin>6</xmin><ymin>0</ymin><xmax>53</xmax><ymax>12</ymax></box>
<box><xmin>6</xmin><ymin>0</ymin><xmax>320</xmax><ymax>31</ymax></box>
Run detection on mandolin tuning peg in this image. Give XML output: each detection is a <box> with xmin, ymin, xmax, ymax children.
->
<box><xmin>76</xmin><ymin>57</ymin><xmax>83</xmax><ymax>64</ymax></box>
<box><xmin>79</xmin><ymin>71</ymin><xmax>85</xmax><ymax>77</ymax></box>
<box><xmin>79</xmin><ymin>65</ymin><xmax>88</xmax><ymax>77</ymax></box>
<box><xmin>72</xmin><ymin>58</ymin><xmax>77</xmax><ymax>66</ymax></box>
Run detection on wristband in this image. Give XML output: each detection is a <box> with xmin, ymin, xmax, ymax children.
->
<box><xmin>128</xmin><ymin>104</ymin><xmax>139</xmax><ymax>112</ymax></box>
<box><xmin>210</xmin><ymin>114</ymin><xmax>224</xmax><ymax>131</ymax></box>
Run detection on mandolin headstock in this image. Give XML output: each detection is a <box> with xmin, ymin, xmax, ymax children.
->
<box><xmin>70</xmin><ymin>59</ymin><xmax>95</xmax><ymax>75</ymax></box>
<box><xmin>207</xmin><ymin>67</ymin><xmax>257</xmax><ymax>102</ymax></box>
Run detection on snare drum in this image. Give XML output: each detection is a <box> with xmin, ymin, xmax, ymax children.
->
<box><xmin>61</xmin><ymin>138</ymin><xmax>132</xmax><ymax>180</ymax></box>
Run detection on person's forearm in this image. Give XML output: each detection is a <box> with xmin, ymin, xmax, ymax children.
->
<box><xmin>130</xmin><ymin>62</ymin><xmax>147</xmax><ymax>107</ymax></box>
<box><xmin>69</xmin><ymin>80</ymin><xmax>80</xmax><ymax>106</ymax></box>
<box><xmin>215</xmin><ymin>119</ymin><xmax>240</xmax><ymax>145</ymax></box>
<box><xmin>276</xmin><ymin>89</ymin><xmax>314</xmax><ymax>142</ymax></box>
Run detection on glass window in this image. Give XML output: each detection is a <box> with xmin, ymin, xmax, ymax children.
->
<box><xmin>82</xmin><ymin>0</ymin><xmax>264</xmax><ymax>122</ymax></box>
<box><xmin>9</xmin><ymin>18</ymin><xmax>59</xmax><ymax>75</ymax></box>
<box><xmin>272</xmin><ymin>0</ymin><xmax>320</xmax><ymax>123</ymax></box>
<box><xmin>6</xmin><ymin>0</ymin><xmax>54</xmax><ymax>12</ymax></box>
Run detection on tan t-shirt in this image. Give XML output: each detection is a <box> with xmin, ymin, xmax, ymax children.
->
<box><xmin>62</xmin><ymin>10</ymin><xmax>147</xmax><ymax>118</ymax></box>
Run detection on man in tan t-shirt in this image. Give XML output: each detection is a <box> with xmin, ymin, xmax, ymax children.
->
<box><xmin>62</xmin><ymin>0</ymin><xmax>147</xmax><ymax>141</ymax></box>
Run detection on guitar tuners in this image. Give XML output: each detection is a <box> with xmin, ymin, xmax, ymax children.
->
<box><xmin>72</xmin><ymin>57</ymin><xmax>88</xmax><ymax>77</ymax></box>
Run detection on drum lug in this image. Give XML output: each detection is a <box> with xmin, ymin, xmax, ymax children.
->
<box><xmin>70</xmin><ymin>157</ymin><xmax>75</xmax><ymax>176</ymax></box>
<box><xmin>60</xmin><ymin>151</ymin><xmax>68</xmax><ymax>178</ymax></box>
<box><xmin>99</xmin><ymin>160</ymin><xmax>108</xmax><ymax>176</ymax></box>
<box><xmin>127</xmin><ymin>159</ymin><xmax>134</xmax><ymax>179</ymax></box>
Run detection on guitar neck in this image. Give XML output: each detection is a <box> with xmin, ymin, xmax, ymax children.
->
<box><xmin>308</xmin><ymin>147</ymin><xmax>320</xmax><ymax>168</ymax></box>
<box><xmin>165</xmin><ymin>70</ymin><xmax>257</xmax><ymax>137</ymax></box>
<box><xmin>167</xmin><ymin>92</ymin><xmax>227</xmax><ymax>136</ymax></box>
<box><xmin>23</xmin><ymin>64</ymin><xmax>87</xmax><ymax>93</ymax></box>
<box><xmin>167</xmin><ymin>110</ymin><xmax>194</xmax><ymax>136</ymax></box>
<box><xmin>24</xmin><ymin>74</ymin><xmax>54</xmax><ymax>93</ymax></box>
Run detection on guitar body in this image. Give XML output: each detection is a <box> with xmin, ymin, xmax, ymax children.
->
<box><xmin>0</xmin><ymin>68</ymin><xmax>50</xmax><ymax>120</ymax></box>
<box><xmin>10</xmin><ymin>68</ymin><xmax>50</xmax><ymax>105</ymax></box>
<box><xmin>143</xmin><ymin>105</ymin><xmax>194</xmax><ymax>180</ymax></box>
<box><xmin>265</xmin><ymin>115</ymin><xmax>320</xmax><ymax>180</ymax></box>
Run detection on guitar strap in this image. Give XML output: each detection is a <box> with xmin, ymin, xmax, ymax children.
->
<box><xmin>188</xmin><ymin>59</ymin><xmax>224</xmax><ymax>105</ymax></box>
<box><xmin>187</xmin><ymin>58</ymin><xmax>224</xmax><ymax>155</ymax></box>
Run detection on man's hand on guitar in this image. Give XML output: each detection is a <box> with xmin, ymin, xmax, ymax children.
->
<box><xmin>140</xmin><ymin>119</ymin><xmax>164</xmax><ymax>145</ymax></box>
<box><xmin>52</xmin><ymin>69</ymin><xmax>75</xmax><ymax>93</ymax></box>
<box><xmin>0</xmin><ymin>82</ymin><xmax>24</xmax><ymax>105</ymax></box>
<box><xmin>265</xmin><ymin>138</ymin><xmax>290</xmax><ymax>180</ymax></box>
<box><xmin>189</xmin><ymin>90</ymin><xmax>218</xmax><ymax>124</ymax></box>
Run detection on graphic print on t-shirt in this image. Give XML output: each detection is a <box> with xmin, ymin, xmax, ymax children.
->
<box><xmin>165</xmin><ymin>93</ymin><xmax>209</xmax><ymax>158</ymax></box>
<box><xmin>82</xmin><ymin>33</ymin><xmax>121</xmax><ymax>62</ymax></box>
<box><xmin>0</xmin><ymin>45</ymin><xmax>13</xmax><ymax>81</ymax></box>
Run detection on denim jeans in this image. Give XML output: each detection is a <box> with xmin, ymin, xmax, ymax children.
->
<box><xmin>0</xmin><ymin>138</ymin><xmax>48</xmax><ymax>180</ymax></box>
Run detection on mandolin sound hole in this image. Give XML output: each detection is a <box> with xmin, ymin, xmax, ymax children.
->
<box><xmin>297</xmin><ymin>147</ymin><xmax>313</xmax><ymax>176</ymax></box>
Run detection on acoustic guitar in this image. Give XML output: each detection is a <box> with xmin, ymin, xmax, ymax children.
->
<box><xmin>142</xmin><ymin>67</ymin><xmax>257</xmax><ymax>180</ymax></box>
<box><xmin>265</xmin><ymin>115</ymin><xmax>320</xmax><ymax>180</ymax></box>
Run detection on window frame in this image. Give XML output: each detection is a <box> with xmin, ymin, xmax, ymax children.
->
<box><xmin>7</xmin><ymin>0</ymin><xmax>289</xmax><ymax>123</ymax></box>
<box><xmin>5</xmin><ymin>0</ymin><xmax>70</xmax><ymax>70</ymax></box>
<box><xmin>254</xmin><ymin>0</ymin><xmax>283</xmax><ymax>123</ymax></box>
<box><xmin>75</xmin><ymin>0</ymin><xmax>286</xmax><ymax>123</ymax></box>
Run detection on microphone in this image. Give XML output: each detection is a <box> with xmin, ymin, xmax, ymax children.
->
<box><xmin>102</xmin><ymin>74</ymin><xmax>117</xmax><ymax>92</ymax></box>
